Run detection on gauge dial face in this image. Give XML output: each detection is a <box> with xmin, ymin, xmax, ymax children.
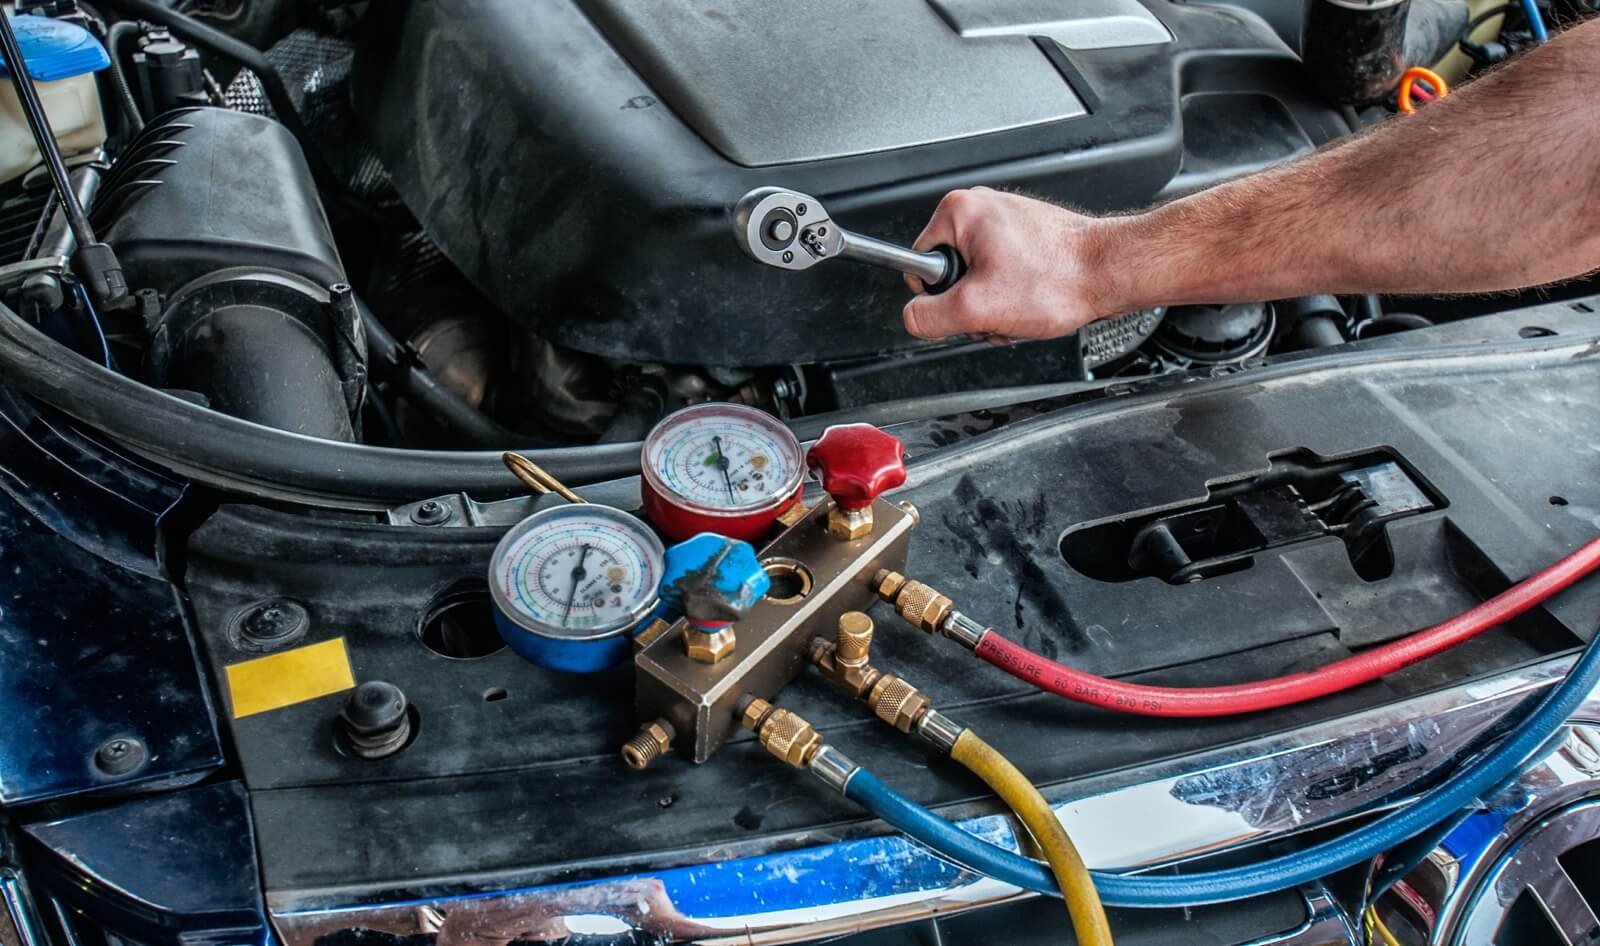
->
<box><xmin>490</xmin><ymin>506</ymin><xmax>664</xmax><ymax>640</ymax></box>
<box><xmin>642</xmin><ymin>403</ymin><xmax>804</xmax><ymax>515</ymax></box>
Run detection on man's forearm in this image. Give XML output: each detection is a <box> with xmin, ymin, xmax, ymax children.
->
<box><xmin>1097</xmin><ymin>21</ymin><xmax>1600</xmax><ymax>315</ymax></box>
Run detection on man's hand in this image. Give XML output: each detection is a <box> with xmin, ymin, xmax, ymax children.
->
<box><xmin>904</xmin><ymin>22</ymin><xmax>1600</xmax><ymax>340</ymax></box>
<box><xmin>902</xmin><ymin>187</ymin><xmax>1120</xmax><ymax>342</ymax></box>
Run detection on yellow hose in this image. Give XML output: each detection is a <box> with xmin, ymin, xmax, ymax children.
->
<box><xmin>950</xmin><ymin>730</ymin><xmax>1114</xmax><ymax>946</ymax></box>
<box><xmin>1365</xmin><ymin>906</ymin><xmax>1403</xmax><ymax>946</ymax></box>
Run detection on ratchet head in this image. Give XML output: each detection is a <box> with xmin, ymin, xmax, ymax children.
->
<box><xmin>733</xmin><ymin>187</ymin><xmax>845</xmax><ymax>271</ymax></box>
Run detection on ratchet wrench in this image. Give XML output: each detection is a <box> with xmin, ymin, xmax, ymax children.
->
<box><xmin>732</xmin><ymin>187</ymin><xmax>966</xmax><ymax>294</ymax></box>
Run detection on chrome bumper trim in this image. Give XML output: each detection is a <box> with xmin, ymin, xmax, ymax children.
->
<box><xmin>270</xmin><ymin>657</ymin><xmax>1599</xmax><ymax>945</ymax></box>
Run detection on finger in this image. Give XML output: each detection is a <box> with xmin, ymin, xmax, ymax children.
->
<box><xmin>910</xmin><ymin>189</ymin><xmax>968</xmax><ymax>254</ymax></box>
<box><xmin>902</xmin><ymin>271</ymin><xmax>926</xmax><ymax>294</ymax></box>
<box><xmin>903</xmin><ymin>290</ymin><xmax>964</xmax><ymax>341</ymax></box>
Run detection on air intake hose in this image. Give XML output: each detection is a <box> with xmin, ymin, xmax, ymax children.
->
<box><xmin>1301</xmin><ymin>0</ymin><xmax>1469</xmax><ymax>105</ymax></box>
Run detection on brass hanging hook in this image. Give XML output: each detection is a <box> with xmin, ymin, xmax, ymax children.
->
<box><xmin>502</xmin><ymin>452</ymin><xmax>587</xmax><ymax>504</ymax></box>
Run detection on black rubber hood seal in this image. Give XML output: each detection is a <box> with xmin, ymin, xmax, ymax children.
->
<box><xmin>0</xmin><ymin>301</ymin><xmax>1107</xmax><ymax>510</ymax></box>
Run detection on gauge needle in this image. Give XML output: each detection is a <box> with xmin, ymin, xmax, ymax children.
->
<box><xmin>562</xmin><ymin>544</ymin><xmax>591</xmax><ymax>626</ymax></box>
<box><xmin>712</xmin><ymin>435</ymin><xmax>736</xmax><ymax>502</ymax></box>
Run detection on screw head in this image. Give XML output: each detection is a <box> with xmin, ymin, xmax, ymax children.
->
<box><xmin>94</xmin><ymin>736</ymin><xmax>147</xmax><ymax>776</ymax></box>
<box><xmin>795</xmin><ymin>203</ymin><xmax>807</xmax><ymax>216</ymax></box>
<box><xmin>232</xmin><ymin>598</ymin><xmax>309</xmax><ymax>652</ymax></box>
<box><xmin>781</xmin><ymin>250</ymin><xmax>793</xmax><ymax>263</ymax></box>
<box><xmin>411</xmin><ymin>499</ymin><xmax>452</xmax><ymax>526</ymax></box>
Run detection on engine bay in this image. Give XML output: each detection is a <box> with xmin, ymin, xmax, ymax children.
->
<box><xmin>0</xmin><ymin>0</ymin><xmax>1408</xmax><ymax>450</ymax></box>
<box><xmin>3</xmin><ymin>1</ymin><xmax>1600</xmax><ymax>944</ymax></box>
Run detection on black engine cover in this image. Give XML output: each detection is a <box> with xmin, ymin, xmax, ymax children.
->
<box><xmin>355</xmin><ymin>0</ymin><xmax>1344</xmax><ymax>365</ymax></box>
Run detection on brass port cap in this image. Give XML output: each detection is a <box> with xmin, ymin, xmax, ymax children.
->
<box><xmin>835</xmin><ymin>611</ymin><xmax>874</xmax><ymax>667</ymax></box>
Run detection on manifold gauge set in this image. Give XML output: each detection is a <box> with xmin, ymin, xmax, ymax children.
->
<box><xmin>486</xmin><ymin>400</ymin><xmax>916</xmax><ymax>767</ymax></box>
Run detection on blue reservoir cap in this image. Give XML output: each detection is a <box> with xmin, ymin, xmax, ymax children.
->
<box><xmin>0</xmin><ymin>15</ymin><xmax>110</xmax><ymax>82</ymax></box>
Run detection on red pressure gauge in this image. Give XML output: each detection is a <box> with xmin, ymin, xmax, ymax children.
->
<box><xmin>640</xmin><ymin>402</ymin><xmax>805</xmax><ymax>542</ymax></box>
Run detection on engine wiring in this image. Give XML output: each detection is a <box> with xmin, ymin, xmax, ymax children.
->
<box><xmin>1520</xmin><ymin>0</ymin><xmax>1550</xmax><ymax>42</ymax></box>
<box><xmin>1398</xmin><ymin>67</ymin><xmax>1451</xmax><ymax>114</ymax></box>
<box><xmin>74</xmin><ymin>282</ymin><xmax>112</xmax><ymax>369</ymax></box>
<box><xmin>1441</xmin><ymin>1</ymin><xmax>1514</xmax><ymax>78</ymax></box>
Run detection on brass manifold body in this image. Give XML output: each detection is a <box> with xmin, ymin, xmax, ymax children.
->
<box><xmin>626</xmin><ymin>494</ymin><xmax>919</xmax><ymax>768</ymax></box>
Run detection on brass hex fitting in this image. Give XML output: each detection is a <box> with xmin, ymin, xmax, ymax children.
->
<box><xmin>739</xmin><ymin>698</ymin><xmax>823</xmax><ymax>768</ymax></box>
<box><xmin>684</xmin><ymin>626</ymin><xmax>737</xmax><ymax>664</ymax></box>
<box><xmin>632</xmin><ymin>617</ymin><xmax>672</xmax><ymax>653</ymax></box>
<box><xmin>621</xmin><ymin>718</ymin><xmax>675</xmax><ymax>770</ymax></box>
<box><xmin>763</xmin><ymin>711</ymin><xmax>823</xmax><ymax>767</ymax></box>
<box><xmin>827</xmin><ymin>505</ymin><xmax>874</xmax><ymax>540</ymax></box>
<box><xmin>741</xmin><ymin>696</ymin><xmax>776</xmax><ymax>733</ymax></box>
<box><xmin>774</xmin><ymin>500</ymin><xmax>810</xmax><ymax>529</ymax></box>
<box><xmin>869</xmin><ymin>675</ymin><xmax>931</xmax><ymax>733</ymax></box>
<box><xmin>873</xmin><ymin>569</ymin><xmax>908</xmax><ymax>602</ymax></box>
<box><xmin>835</xmin><ymin>612</ymin><xmax>874</xmax><ymax>668</ymax></box>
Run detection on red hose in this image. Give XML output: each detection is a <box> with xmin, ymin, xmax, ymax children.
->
<box><xmin>974</xmin><ymin>536</ymin><xmax>1600</xmax><ymax>717</ymax></box>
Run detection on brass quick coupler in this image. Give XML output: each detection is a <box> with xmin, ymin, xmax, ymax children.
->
<box><xmin>863</xmin><ymin>673</ymin><xmax>964</xmax><ymax>752</ymax></box>
<box><xmin>739</xmin><ymin>698</ymin><xmax>823</xmax><ymax>768</ymax></box>
<box><xmin>872</xmin><ymin>570</ymin><xmax>953</xmax><ymax>634</ymax></box>
<box><xmin>868</xmin><ymin>674</ymin><xmax>932</xmax><ymax>734</ymax></box>
<box><xmin>621</xmin><ymin>718</ymin><xmax>675</xmax><ymax>770</ymax></box>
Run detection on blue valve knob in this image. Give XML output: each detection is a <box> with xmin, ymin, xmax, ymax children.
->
<box><xmin>659</xmin><ymin>533</ymin><xmax>771</xmax><ymax>630</ymax></box>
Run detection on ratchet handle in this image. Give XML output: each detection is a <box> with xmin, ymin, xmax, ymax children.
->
<box><xmin>923</xmin><ymin>245</ymin><xmax>966</xmax><ymax>295</ymax></box>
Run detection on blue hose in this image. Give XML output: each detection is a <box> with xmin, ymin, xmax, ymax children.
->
<box><xmin>1520</xmin><ymin>0</ymin><xmax>1549</xmax><ymax>42</ymax></box>
<box><xmin>844</xmin><ymin>633</ymin><xmax>1600</xmax><ymax>907</ymax></box>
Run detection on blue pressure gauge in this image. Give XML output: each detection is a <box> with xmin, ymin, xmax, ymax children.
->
<box><xmin>489</xmin><ymin>504</ymin><xmax>665</xmax><ymax>672</ymax></box>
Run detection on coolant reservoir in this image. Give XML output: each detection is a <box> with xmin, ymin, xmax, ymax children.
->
<box><xmin>0</xmin><ymin>15</ymin><xmax>108</xmax><ymax>184</ymax></box>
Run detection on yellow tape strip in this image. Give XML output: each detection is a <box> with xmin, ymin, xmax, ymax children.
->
<box><xmin>225</xmin><ymin>637</ymin><xmax>355</xmax><ymax>718</ymax></box>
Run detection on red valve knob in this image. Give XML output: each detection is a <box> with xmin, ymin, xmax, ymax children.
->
<box><xmin>806</xmin><ymin>424</ymin><xmax>907</xmax><ymax>510</ymax></box>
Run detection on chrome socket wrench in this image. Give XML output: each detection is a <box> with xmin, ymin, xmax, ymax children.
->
<box><xmin>732</xmin><ymin>187</ymin><xmax>965</xmax><ymax>294</ymax></box>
